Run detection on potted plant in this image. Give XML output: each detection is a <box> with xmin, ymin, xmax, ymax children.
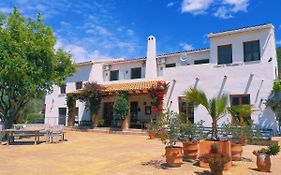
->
<box><xmin>158</xmin><ymin>111</ymin><xmax>183</xmax><ymax>167</ymax></box>
<box><xmin>185</xmin><ymin>88</ymin><xmax>232</xmax><ymax>169</ymax></box>
<box><xmin>199</xmin><ymin>144</ymin><xmax>230</xmax><ymax>175</ymax></box>
<box><xmin>113</xmin><ymin>92</ymin><xmax>130</xmax><ymax>129</ymax></box>
<box><xmin>147</xmin><ymin>119</ymin><xmax>157</xmax><ymax>139</ymax></box>
<box><xmin>253</xmin><ymin>143</ymin><xmax>280</xmax><ymax>172</ymax></box>
<box><xmin>179</xmin><ymin>120</ymin><xmax>206</xmax><ymax>160</ymax></box>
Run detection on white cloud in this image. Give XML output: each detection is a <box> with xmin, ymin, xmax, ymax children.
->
<box><xmin>0</xmin><ymin>7</ymin><xmax>13</xmax><ymax>14</ymax></box>
<box><xmin>181</xmin><ymin>0</ymin><xmax>249</xmax><ymax>19</ymax></box>
<box><xmin>214</xmin><ymin>6</ymin><xmax>233</xmax><ymax>19</ymax></box>
<box><xmin>181</xmin><ymin>0</ymin><xmax>214</xmax><ymax>14</ymax></box>
<box><xmin>126</xmin><ymin>29</ymin><xmax>134</xmax><ymax>37</ymax></box>
<box><xmin>223</xmin><ymin>0</ymin><xmax>249</xmax><ymax>12</ymax></box>
<box><xmin>276</xmin><ymin>40</ymin><xmax>281</xmax><ymax>46</ymax></box>
<box><xmin>167</xmin><ymin>2</ymin><xmax>176</xmax><ymax>7</ymax></box>
<box><xmin>180</xmin><ymin>43</ymin><xmax>194</xmax><ymax>50</ymax></box>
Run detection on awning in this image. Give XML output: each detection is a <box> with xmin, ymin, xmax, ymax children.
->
<box><xmin>103</xmin><ymin>80</ymin><xmax>164</xmax><ymax>95</ymax></box>
<box><xmin>68</xmin><ymin>80</ymin><xmax>165</xmax><ymax>95</ymax></box>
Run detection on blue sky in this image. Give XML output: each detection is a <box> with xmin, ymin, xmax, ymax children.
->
<box><xmin>0</xmin><ymin>0</ymin><xmax>280</xmax><ymax>62</ymax></box>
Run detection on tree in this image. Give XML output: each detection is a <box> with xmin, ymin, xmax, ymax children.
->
<box><xmin>0</xmin><ymin>8</ymin><xmax>76</xmax><ymax>128</ymax></box>
<box><xmin>185</xmin><ymin>88</ymin><xmax>227</xmax><ymax>140</ymax></box>
<box><xmin>113</xmin><ymin>92</ymin><xmax>129</xmax><ymax>128</ymax></box>
<box><xmin>266</xmin><ymin>80</ymin><xmax>281</xmax><ymax>134</ymax></box>
<box><xmin>78</xmin><ymin>82</ymin><xmax>103</xmax><ymax>127</ymax></box>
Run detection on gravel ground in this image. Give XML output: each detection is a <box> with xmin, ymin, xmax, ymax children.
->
<box><xmin>0</xmin><ymin>131</ymin><xmax>280</xmax><ymax>175</ymax></box>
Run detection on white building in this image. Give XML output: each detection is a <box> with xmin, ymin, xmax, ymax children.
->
<box><xmin>45</xmin><ymin>23</ymin><xmax>279</xmax><ymax>133</ymax></box>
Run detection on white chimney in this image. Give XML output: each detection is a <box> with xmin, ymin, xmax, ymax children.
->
<box><xmin>145</xmin><ymin>35</ymin><xmax>157</xmax><ymax>79</ymax></box>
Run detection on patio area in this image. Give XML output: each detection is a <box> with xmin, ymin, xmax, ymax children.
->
<box><xmin>1</xmin><ymin>131</ymin><xmax>281</xmax><ymax>175</ymax></box>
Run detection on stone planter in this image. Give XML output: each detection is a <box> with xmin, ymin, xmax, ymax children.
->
<box><xmin>199</xmin><ymin>140</ymin><xmax>232</xmax><ymax>170</ymax></box>
<box><xmin>165</xmin><ymin>146</ymin><xmax>183</xmax><ymax>167</ymax></box>
<box><xmin>231</xmin><ymin>143</ymin><xmax>243</xmax><ymax>161</ymax></box>
<box><xmin>182</xmin><ymin>141</ymin><xmax>198</xmax><ymax>160</ymax></box>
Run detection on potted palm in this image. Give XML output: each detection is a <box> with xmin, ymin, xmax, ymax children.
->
<box><xmin>158</xmin><ymin>111</ymin><xmax>183</xmax><ymax>167</ymax></box>
<box><xmin>253</xmin><ymin>143</ymin><xmax>280</xmax><ymax>172</ymax></box>
<box><xmin>179</xmin><ymin>120</ymin><xmax>206</xmax><ymax>160</ymax></box>
<box><xmin>185</xmin><ymin>88</ymin><xmax>232</xmax><ymax>169</ymax></box>
<box><xmin>199</xmin><ymin>144</ymin><xmax>230</xmax><ymax>175</ymax></box>
<box><xmin>147</xmin><ymin>119</ymin><xmax>157</xmax><ymax>139</ymax></box>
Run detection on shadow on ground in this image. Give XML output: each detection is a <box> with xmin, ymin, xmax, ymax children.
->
<box><xmin>141</xmin><ymin>160</ymin><xmax>171</xmax><ymax>170</ymax></box>
<box><xmin>194</xmin><ymin>170</ymin><xmax>211</xmax><ymax>175</ymax></box>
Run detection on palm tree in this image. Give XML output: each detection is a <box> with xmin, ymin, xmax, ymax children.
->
<box><xmin>185</xmin><ymin>88</ymin><xmax>228</xmax><ymax>141</ymax></box>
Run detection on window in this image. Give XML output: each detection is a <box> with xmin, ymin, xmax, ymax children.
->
<box><xmin>110</xmin><ymin>70</ymin><xmax>119</xmax><ymax>81</ymax></box>
<box><xmin>58</xmin><ymin>108</ymin><xmax>67</xmax><ymax>125</ymax></box>
<box><xmin>60</xmin><ymin>84</ymin><xmax>66</xmax><ymax>94</ymax></box>
<box><xmin>165</xmin><ymin>63</ymin><xmax>176</xmax><ymax>68</ymax></box>
<box><xmin>244</xmin><ymin>40</ymin><xmax>260</xmax><ymax>62</ymax></box>
<box><xmin>230</xmin><ymin>94</ymin><xmax>251</xmax><ymax>124</ymax></box>
<box><xmin>178</xmin><ymin>96</ymin><xmax>194</xmax><ymax>123</ymax></box>
<box><xmin>75</xmin><ymin>81</ymin><xmax>83</xmax><ymax>90</ymax></box>
<box><xmin>218</xmin><ymin>44</ymin><xmax>232</xmax><ymax>64</ymax></box>
<box><xmin>194</xmin><ymin>59</ymin><xmax>209</xmax><ymax>65</ymax></box>
<box><xmin>131</xmin><ymin>67</ymin><xmax>141</xmax><ymax>79</ymax></box>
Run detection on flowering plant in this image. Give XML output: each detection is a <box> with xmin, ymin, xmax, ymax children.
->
<box><xmin>148</xmin><ymin>81</ymin><xmax>169</xmax><ymax>113</ymax></box>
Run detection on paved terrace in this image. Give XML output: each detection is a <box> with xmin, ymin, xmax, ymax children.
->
<box><xmin>1</xmin><ymin>131</ymin><xmax>281</xmax><ymax>175</ymax></box>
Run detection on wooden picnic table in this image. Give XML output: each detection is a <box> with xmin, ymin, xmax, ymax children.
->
<box><xmin>1</xmin><ymin>128</ymin><xmax>43</xmax><ymax>145</ymax></box>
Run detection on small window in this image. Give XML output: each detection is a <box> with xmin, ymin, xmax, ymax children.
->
<box><xmin>243</xmin><ymin>40</ymin><xmax>260</xmax><ymax>62</ymax></box>
<box><xmin>131</xmin><ymin>67</ymin><xmax>142</xmax><ymax>79</ymax></box>
<box><xmin>165</xmin><ymin>63</ymin><xmax>176</xmax><ymax>68</ymax></box>
<box><xmin>218</xmin><ymin>44</ymin><xmax>232</xmax><ymax>64</ymax></box>
<box><xmin>60</xmin><ymin>84</ymin><xmax>66</xmax><ymax>94</ymax></box>
<box><xmin>75</xmin><ymin>81</ymin><xmax>83</xmax><ymax>90</ymax></box>
<box><xmin>194</xmin><ymin>59</ymin><xmax>209</xmax><ymax>65</ymax></box>
<box><xmin>230</xmin><ymin>94</ymin><xmax>251</xmax><ymax>125</ymax></box>
<box><xmin>110</xmin><ymin>70</ymin><xmax>119</xmax><ymax>81</ymax></box>
<box><xmin>178</xmin><ymin>96</ymin><xmax>194</xmax><ymax>124</ymax></box>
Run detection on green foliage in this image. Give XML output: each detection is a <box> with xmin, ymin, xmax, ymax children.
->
<box><xmin>254</xmin><ymin>143</ymin><xmax>280</xmax><ymax>156</ymax></box>
<box><xmin>158</xmin><ymin>111</ymin><xmax>181</xmax><ymax>147</ymax></box>
<box><xmin>0</xmin><ymin>8</ymin><xmax>76</xmax><ymax>128</ymax></box>
<box><xmin>179</xmin><ymin>120</ymin><xmax>206</xmax><ymax>142</ymax></box>
<box><xmin>17</xmin><ymin>98</ymin><xmax>44</xmax><ymax>123</ymax></box>
<box><xmin>185</xmin><ymin>88</ymin><xmax>228</xmax><ymax>140</ymax></box>
<box><xmin>272</xmin><ymin>80</ymin><xmax>281</xmax><ymax>93</ymax></box>
<box><xmin>113</xmin><ymin>92</ymin><xmax>129</xmax><ymax>121</ymax></box>
<box><xmin>66</xmin><ymin>93</ymin><xmax>77</xmax><ymax>126</ymax></box>
<box><xmin>224</xmin><ymin>122</ymin><xmax>261</xmax><ymax>144</ymax></box>
<box><xmin>277</xmin><ymin>47</ymin><xmax>281</xmax><ymax>76</ymax></box>
<box><xmin>97</xmin><ymin>118</ymin><xmax>105</xmax><ymax>127</ymax></box>
<box><xmin>148</xmin><ymin>119</ymin><xmax>158</xmax><ymax>134</ymax></box>
<box><xmin>227</xmin><ymin>104</ymin><xmax>254</xmax><ymax>125</ymax></box>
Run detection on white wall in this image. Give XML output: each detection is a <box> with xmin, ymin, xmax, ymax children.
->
<box><xmin>44</xmin><ymin>64</ymin><xmax>92</xmax><ymax>125</ymax></box>
<box><xmin>163</xmin><ymin>62</ymin><xmax>276</xmax><ymax>129</ymax></box>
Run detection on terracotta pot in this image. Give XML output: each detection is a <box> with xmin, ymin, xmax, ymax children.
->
<box><xmin>231</xmin><ymin>143</ymin><xmax>243</xmax><ymax>161</ymax></box>
<box><xmin>182</xmin><ymin>141</ymin><xmax>198</xmax><ymax>160</ymax></box>
<box><xmin>199</xmin><ymin>140</ymin><xmax>232</xmax><ymax>170</ymax></box>
<box><xmin>165</xmin><ymin>146</ymin><xmax>183</xmax><ymax>167</ymax></box>
<box><xmin>256</xmin><ymin>154</ymin><xmax>271</xmax><ymax>172</ymax></box>
<box><xmin>148</xmin><ymin>133</ymin><xmax>156</xmax><ymax>139</ymax></box>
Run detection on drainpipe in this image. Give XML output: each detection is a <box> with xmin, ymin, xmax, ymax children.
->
<box><xmin>166</xmin><ymin>79</ymin><xmax>176</xmax><ymax>109</ymax></box>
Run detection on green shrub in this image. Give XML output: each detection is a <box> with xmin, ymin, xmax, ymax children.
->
<box><xmin>113</xmin><ymin>92</ymin><xmax>129</xmax><ymax>121</ymax></box>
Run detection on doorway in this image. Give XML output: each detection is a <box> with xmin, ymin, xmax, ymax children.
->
<box><xmin>103</xmin><ymin>102</ymin><xmax>113</xmax><ymax>127</ymax></box>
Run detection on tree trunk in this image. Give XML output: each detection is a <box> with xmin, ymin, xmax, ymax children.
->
<box><xmin>92</xmin><ymin>113</ymin><xmax>98</xmax><ymax>128</ymax></box>
<box><xmin>211</xmin><ymin>121</ymin><xmax>218</xmax><ymax>141</ymax></box>
<box><xmin>67</xmin><ymin>100</ymin><xmax>76</xmax><ymax>127</ymax></box>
